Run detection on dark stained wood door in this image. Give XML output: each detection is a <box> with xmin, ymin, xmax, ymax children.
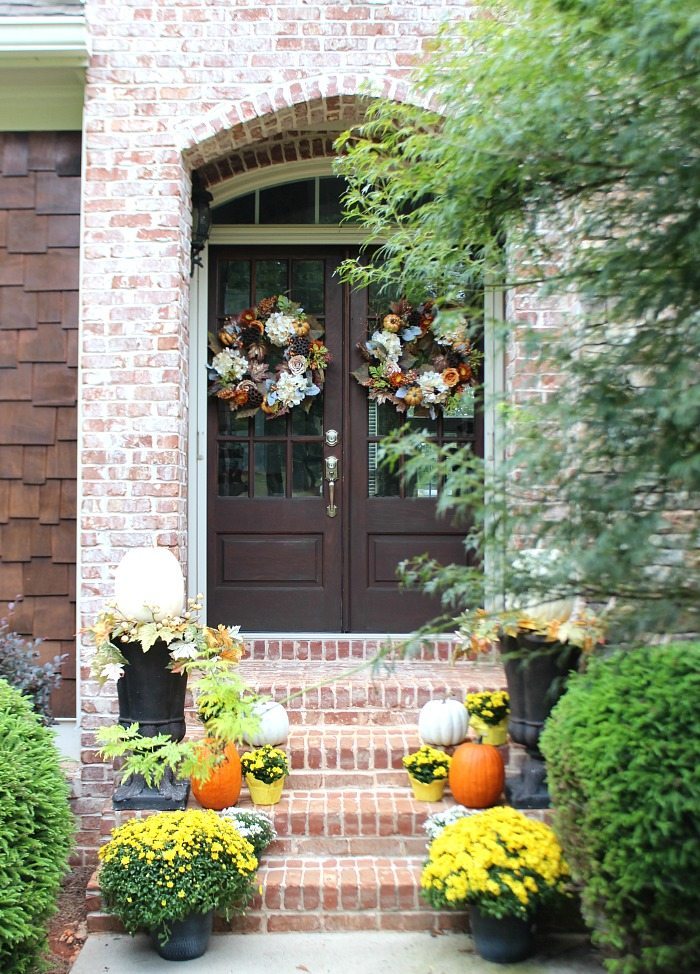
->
<box><xmin>208</xmin><ymin>246</ymin><xmax>481</xmax><ymax>632</ymax></box>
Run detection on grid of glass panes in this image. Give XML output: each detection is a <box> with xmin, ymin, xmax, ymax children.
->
<box><xmin>365</xmin><ymin>283</ymin><xmax>477</xmax><ymax>498</ymax></box>
<box><xmin>211</xmin><ymin>177</ymin><xmax>347</xmax><ymax>226</ymax></box>
<box><xmin>216</xmin><ymin>258</ymin><xmax>326</xmax><ymax>499</ymax></box>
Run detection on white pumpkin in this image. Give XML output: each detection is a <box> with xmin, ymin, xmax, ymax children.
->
<box><xmin>114</xmin><ymin>547</ymin><xmax>186</xmax><ymax>623</ymax></box>
<box><xmin>418</xmin><ymin>698</ymin><xmax>469</xmax><ymax>747</ymax></box>
<box><xmin>244</xmin><ymin>700</ymin><xmax>289</xmax><ymax>747</ymax></box>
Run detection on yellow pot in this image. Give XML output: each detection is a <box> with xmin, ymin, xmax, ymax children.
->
<box><xmin>246</xmin><ymin>774</ymin><xmax>285</xmax><ymax>805</ymax></box>
<box><xmin>408</xmin><ymin>775</ymin><xmax>446</xmax><ymax>802</ymax></box>
<box><xmin>470</xmin><ymin>716</ymin><xmax>508</xmax><ymax>746</ymax></box>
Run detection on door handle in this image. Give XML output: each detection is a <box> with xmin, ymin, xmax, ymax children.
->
<box><xmin>325</xmin><ymin>456</ymin><xmax>339</xmax><ymax>518</ymax></box>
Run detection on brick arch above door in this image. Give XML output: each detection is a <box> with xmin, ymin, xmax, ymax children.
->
<box><xmin>178</xmin><ymin>73</ymin><xmax>438</xmax><ymax>170</ymax></box>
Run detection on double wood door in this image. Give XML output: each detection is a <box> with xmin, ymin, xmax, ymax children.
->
<box><xmin>207</xmin><ymin>246</ymin><xmax>481</xmax><ymax>632</ymax></box>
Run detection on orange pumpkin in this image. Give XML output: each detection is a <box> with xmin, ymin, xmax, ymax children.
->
<box><xmin>191</xmin><ymin>741</ymin><xmax>242</xmax><ymax>811</ymax></box>
<box><xmin>448</xmin><ymin>742</ymin><xmax>505</xmax><ymax>808</ymax></box>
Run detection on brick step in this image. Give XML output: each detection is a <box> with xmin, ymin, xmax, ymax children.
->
<box><xmin>240</xmin><ymin>786</ymin><xmax>453</xmax><ymax>856</ymax></box>
<box><xmin>238</xmin><ymin>659</ymin><xmax>505</xmax><ymax>723</ymax></box>
<box><xmin>244</xmin><ymin>636</ymin><xmax>460</xmax><ymax>663</ymax></box>
<box><xmin>87</xmin><ymin>855</ymin><xmax>466</xmax><ymax>935</ymax></box>
<box><xmin>287</xmin><ymin>725</ymin><xmax>420</xmax><ymax>773</ymax></box>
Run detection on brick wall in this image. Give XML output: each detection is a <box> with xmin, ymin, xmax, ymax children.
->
<box><xmin>0</xmin><ymin>132</ymin><xmax>80</xmax><ymax>718</ymax></box>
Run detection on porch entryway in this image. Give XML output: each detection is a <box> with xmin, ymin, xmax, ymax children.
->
<box><xmin>207</xmin><ymin>245</ymin><xmax>482</xmax><ymax>632</ymax></box>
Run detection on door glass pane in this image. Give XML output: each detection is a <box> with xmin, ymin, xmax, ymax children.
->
<box><xmin>218</xmin><ymin>443</ymin><xmax>249</xmax><ymax>497</ymax></box>
<box><xmin>368</xmin><ymin>443</ymin><xmax>400</xmax><ymax>497</ymax></box>
<box><xmin>292</xmin><ymin>395</ymin><xmax>323</xmax><ymax>436</ymax></box>
<box><xmin>444</xmin><ymin>388</ymin><xmax>476</xmax><ymax>438</ymax></box>
<box><xmin>218</xmin><ymin>402</ymin><xmax>248</xmax><ymax>436</ymax></box>
<box><xmin>212</xmin><ymin>195</ymin><xmax>255</xmax><ymax>225</ymax></box>
<box><xmin>254</xmin><ymin>442</ymin><xmax>286</xmax><ymax>497</ymax></box>
<box><xmin>254</xmin><ymin>410</ymin><xmax>286</xmax><ymax>437</ymax></box>
<box><xmin>255</xmin><ymin>260</ymin><xmax>288</xmax><ymax>299</ymax></box>
<box><xmin>293</xmin><ymin>442</ymin><xmax>323</xmax><ymax>496</ymax></box>
<box><xmin>291</xmin><ymin>260</ymin><xmax>325</xmax><ymax>315</ymax></box>
<box><xmin>222</xmin><ymin>260</ymin><xmax>251</xmax><ymax>315</ymax></box>
<box><xmin>404</xmin><ymin>452</ymin><xmax>439</xmax><ymax>498</ymax></box>
<box><xmin>374</xmin><ymin>402</ymin><xmax>404</xmax><ymax>437</ymax></box>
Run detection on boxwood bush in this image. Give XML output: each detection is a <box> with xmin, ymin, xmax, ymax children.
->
<box><xmin>0</xmin><ymin>679</ymin><xmax>74</xmax><ymax>973</ymax></box>
<box><xmin>541</xmin><ymin>643</ymin><xmax>700</xmax><ymax>974</ymax></box>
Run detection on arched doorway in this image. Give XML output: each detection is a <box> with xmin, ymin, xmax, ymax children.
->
<box><xmin>200</xmin><ymin>169</ymin><xmax>484</xmax><ymax>633</ymax></box>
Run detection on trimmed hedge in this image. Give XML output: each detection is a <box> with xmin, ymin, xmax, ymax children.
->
<box><xmin>541</xmin><ymin>644</ymin><xmax>700</xmax><ymax>974</ymax></box>
<box><xmin>0</xmin><ymin>679</ymin><xmax>74</xmax><ymax>973</ymax></box>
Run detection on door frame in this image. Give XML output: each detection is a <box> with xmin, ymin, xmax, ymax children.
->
<box><xmin>187</xmin><ymin>166</ymin><xmax>506</xmax><ymax>631</ymax></box>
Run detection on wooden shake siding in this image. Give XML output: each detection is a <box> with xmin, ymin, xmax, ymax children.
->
<box><xmin>0</xmin><ymin>132</ymin><xmax>80</xmax><ymax>718</ymax></box>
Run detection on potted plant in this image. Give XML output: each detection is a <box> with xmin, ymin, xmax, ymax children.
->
<box><xmin>455</xmin><ymin>598</ymin><xmax>605</xmax><ymax>807</ymax></box>
<box><xmin>402</xmin><ymin>744</ymin><xmax>451</xmax><ymax>801</ymax></box>
<box><xmin>466</xmin><ymin>690</ymin><xmax>510</xmax><ymax>746</ymax></box>
<box><xmin>240</xmin><ymin>745</ymin><xmax>290</xmax><ymax>805</ymax></box>
<box><xmin>219</xmin><ymin>808</ymin><xmax>277</xmax><ymax>858</ymax></box>
<box><xmin>97</xmin><ymin>808</ymin><xmax>259</xmax><ymax>961</ymax></box>
<box><xmin>94</xmin><ymin>612</ymin><xmax>264</xmax><ymax>811</ymax></box>
<box><xmin>421</xmin><ymin>806</ymin><xmax>570</xmax><ymax>964</ymax></box>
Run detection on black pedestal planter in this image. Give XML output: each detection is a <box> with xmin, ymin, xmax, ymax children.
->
<box><xmin>501</xmin><ymin>633</ymin><xmax>580</xmax><ymax>809</ymax></box>
<box><xmin>113</xmin><ymin>638</ymin><xmax>190</xmax><ymax>811</ymax></box>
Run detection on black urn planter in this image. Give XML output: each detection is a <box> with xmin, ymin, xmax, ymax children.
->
<box><xmin>501</xmin><ymin>633</ymin><xmax>580</xmax><ymax>809</ymax></box>
<box><xmin>113</xmin><ymin>638</ymin><xmax>190</xmax><ymax>811</ymax></box>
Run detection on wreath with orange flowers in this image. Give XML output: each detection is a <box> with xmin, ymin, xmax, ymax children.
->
<box><xmin>352</xmin><ymin>300</ymin><xmax>481</xmax><ymax>416</ymax></box>
<box><xmin>207</xmin><ymin>295</ymin><xmax>331</xmax><ymax>419</ymax></box>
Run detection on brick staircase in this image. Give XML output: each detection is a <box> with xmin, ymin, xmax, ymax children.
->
<box><xmin>87</xmin><ymin>636</ymin><xmax>508</xmax><ymax>934</ymax></box>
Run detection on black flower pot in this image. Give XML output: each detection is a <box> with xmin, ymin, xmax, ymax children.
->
<box><xmin>113</xmin><ymin>638</ymin><xmax>190</xmax><ymax>811</ymax></box>
<box><xmin>151</xmin><ymin>910</ymin><xmax>214</xmax><ymax>961</ymax></box>
<box><xmin>501</xmin><ymin>633</ymin><xmax>580</xmax><ymax>808</ymax></box>
<box><xmin>469</xmin><ymin>905</ymin><xmax>535</xmax><ymax>964</ymax></box>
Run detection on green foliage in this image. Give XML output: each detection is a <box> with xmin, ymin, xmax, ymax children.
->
<box><xmin>0</xmin><ymin>679</ymin><xmax>74</xmax><ymax>974</ymax></box>
<box><xmin>540</xmin><ymin>644</ymin><xmax>700</xmax><ymax>973</ymax></box>
<box><xmin>0</xmin><ymin>606</ymin><xmax>65</xmax><ymax>722</ymax></box>
<box><xmin>336</xmin><ymin>0</ymin><xmax>700</xmax><ymax>642</ymax></box>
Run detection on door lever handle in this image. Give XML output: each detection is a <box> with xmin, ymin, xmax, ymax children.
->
<box><xmin>324</xmin><ymin>456</ymin><xmax>339</xmax><ymax>517</ymax></box>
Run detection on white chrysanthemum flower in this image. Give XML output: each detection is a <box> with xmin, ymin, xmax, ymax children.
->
<box><xmin>274</xmin><ymin>370</ymin><xmax>307</xmax><ymax>407</ymax></box>
<box><xmin>212</xmin><ymin>349</ymin><xmax>248</xmax><ymax>380</ymax></box>
<box><xmin>265</xmin><ymin>312</ymin><xmax>297</xmax><ymax>347</ymax></box>
<box><xmin>370</xmin><ymin>329</ymin><xmax>402</xmax><ymax>363</ymax></box>
<box><xmin>417</xmin><ymin>370</ymin><xmax>449</xmax><ymax>403</ymax></box>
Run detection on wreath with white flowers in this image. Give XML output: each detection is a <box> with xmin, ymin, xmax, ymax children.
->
<box><xmin>352</xmin><ymin>300</ymin><xmax>481</xmax><ymax>417</ymax></box>
<box><xmin>207</xmin><ymin>294</ymin><xmax>331</xmax><ymax>419</ymax></box>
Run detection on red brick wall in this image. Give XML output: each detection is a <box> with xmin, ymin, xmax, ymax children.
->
<box><xmin>0</xmin><ymin>132</ymin><xmax>81</xmax><ymax>718</ymax></box>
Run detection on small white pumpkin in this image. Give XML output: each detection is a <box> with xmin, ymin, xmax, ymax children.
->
<box><xmin>418</xmin><ymin>697</ymin><xmax>469</xmax><ymax>747</ymax></box>
<box><xmin>114</xmin><ymin>547</ymin><xmax>186</xmax><ymax>623</ymax></box>
<box><xmin>244</xmin><ymin>700</ymin><xmax>289</xmax><ymax>747</ymax></box>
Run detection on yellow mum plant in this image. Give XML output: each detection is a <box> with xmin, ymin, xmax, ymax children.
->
<box><xmin>466</xmin><ymin>691</ymin><xmax>510</xmax><ymax>727</ymax></box>
<box><xmin>403</xmin><ymin>745</ymin><xmax>451</xmax><ymax>783</ymax></box>
<box><xmin>98</xmin><ymin>809</ymin><xmax>259</xmax><ymax>939</ymax></box>
<box><xmin>240</xmin><ymin>745</ymin><xmax>289</xmax><ymax>785</ymax></box>
<box><xmin>421</xmin><ymin>806</ymin><xmax>570</xmax><ymax>920</ymax></box>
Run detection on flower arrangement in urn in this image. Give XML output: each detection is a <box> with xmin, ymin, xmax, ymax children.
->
<box><xmin>241</xmin><ymin>745</ymin><xmax>290</xmax><ymax>805</ymax></box>
<box><xmin>98</xmin><ymin>809</ymin><xmax>259</xmax><ymax>960</ymax></box>
<box><xmin>466</xmin><ymin>690</ymin><xmax>510</xmax><ymax>746</ymax></box>
<box><xmin>403</xmin><ymin>745</ymin><xmax>451</xmax><ymax>802</ymax></box>
<box><xmin>421</xmin><ymin>806</ymin><xmax>570</xmax><ymax>963</ymax></box>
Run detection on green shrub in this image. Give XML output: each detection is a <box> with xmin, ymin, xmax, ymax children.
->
<box><xmin>540</xmin><ymin>644</ymin><xmax>700</xmax><ymax>974</ymax></box>
<box><xmin>0</xmin><ymin>679</ymin><xmax>74</xmax><ymax>973</ymax></box>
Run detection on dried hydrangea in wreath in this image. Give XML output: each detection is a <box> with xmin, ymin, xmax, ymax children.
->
<box><xmin>207</xmin><ymin>294</ymin><xmax>331</xmax><ymax>419</ymax></box>
<box><xmin>352</xmin><ymin>299</ymin><xmax>482</xmax><ymax>417</ymax></box>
